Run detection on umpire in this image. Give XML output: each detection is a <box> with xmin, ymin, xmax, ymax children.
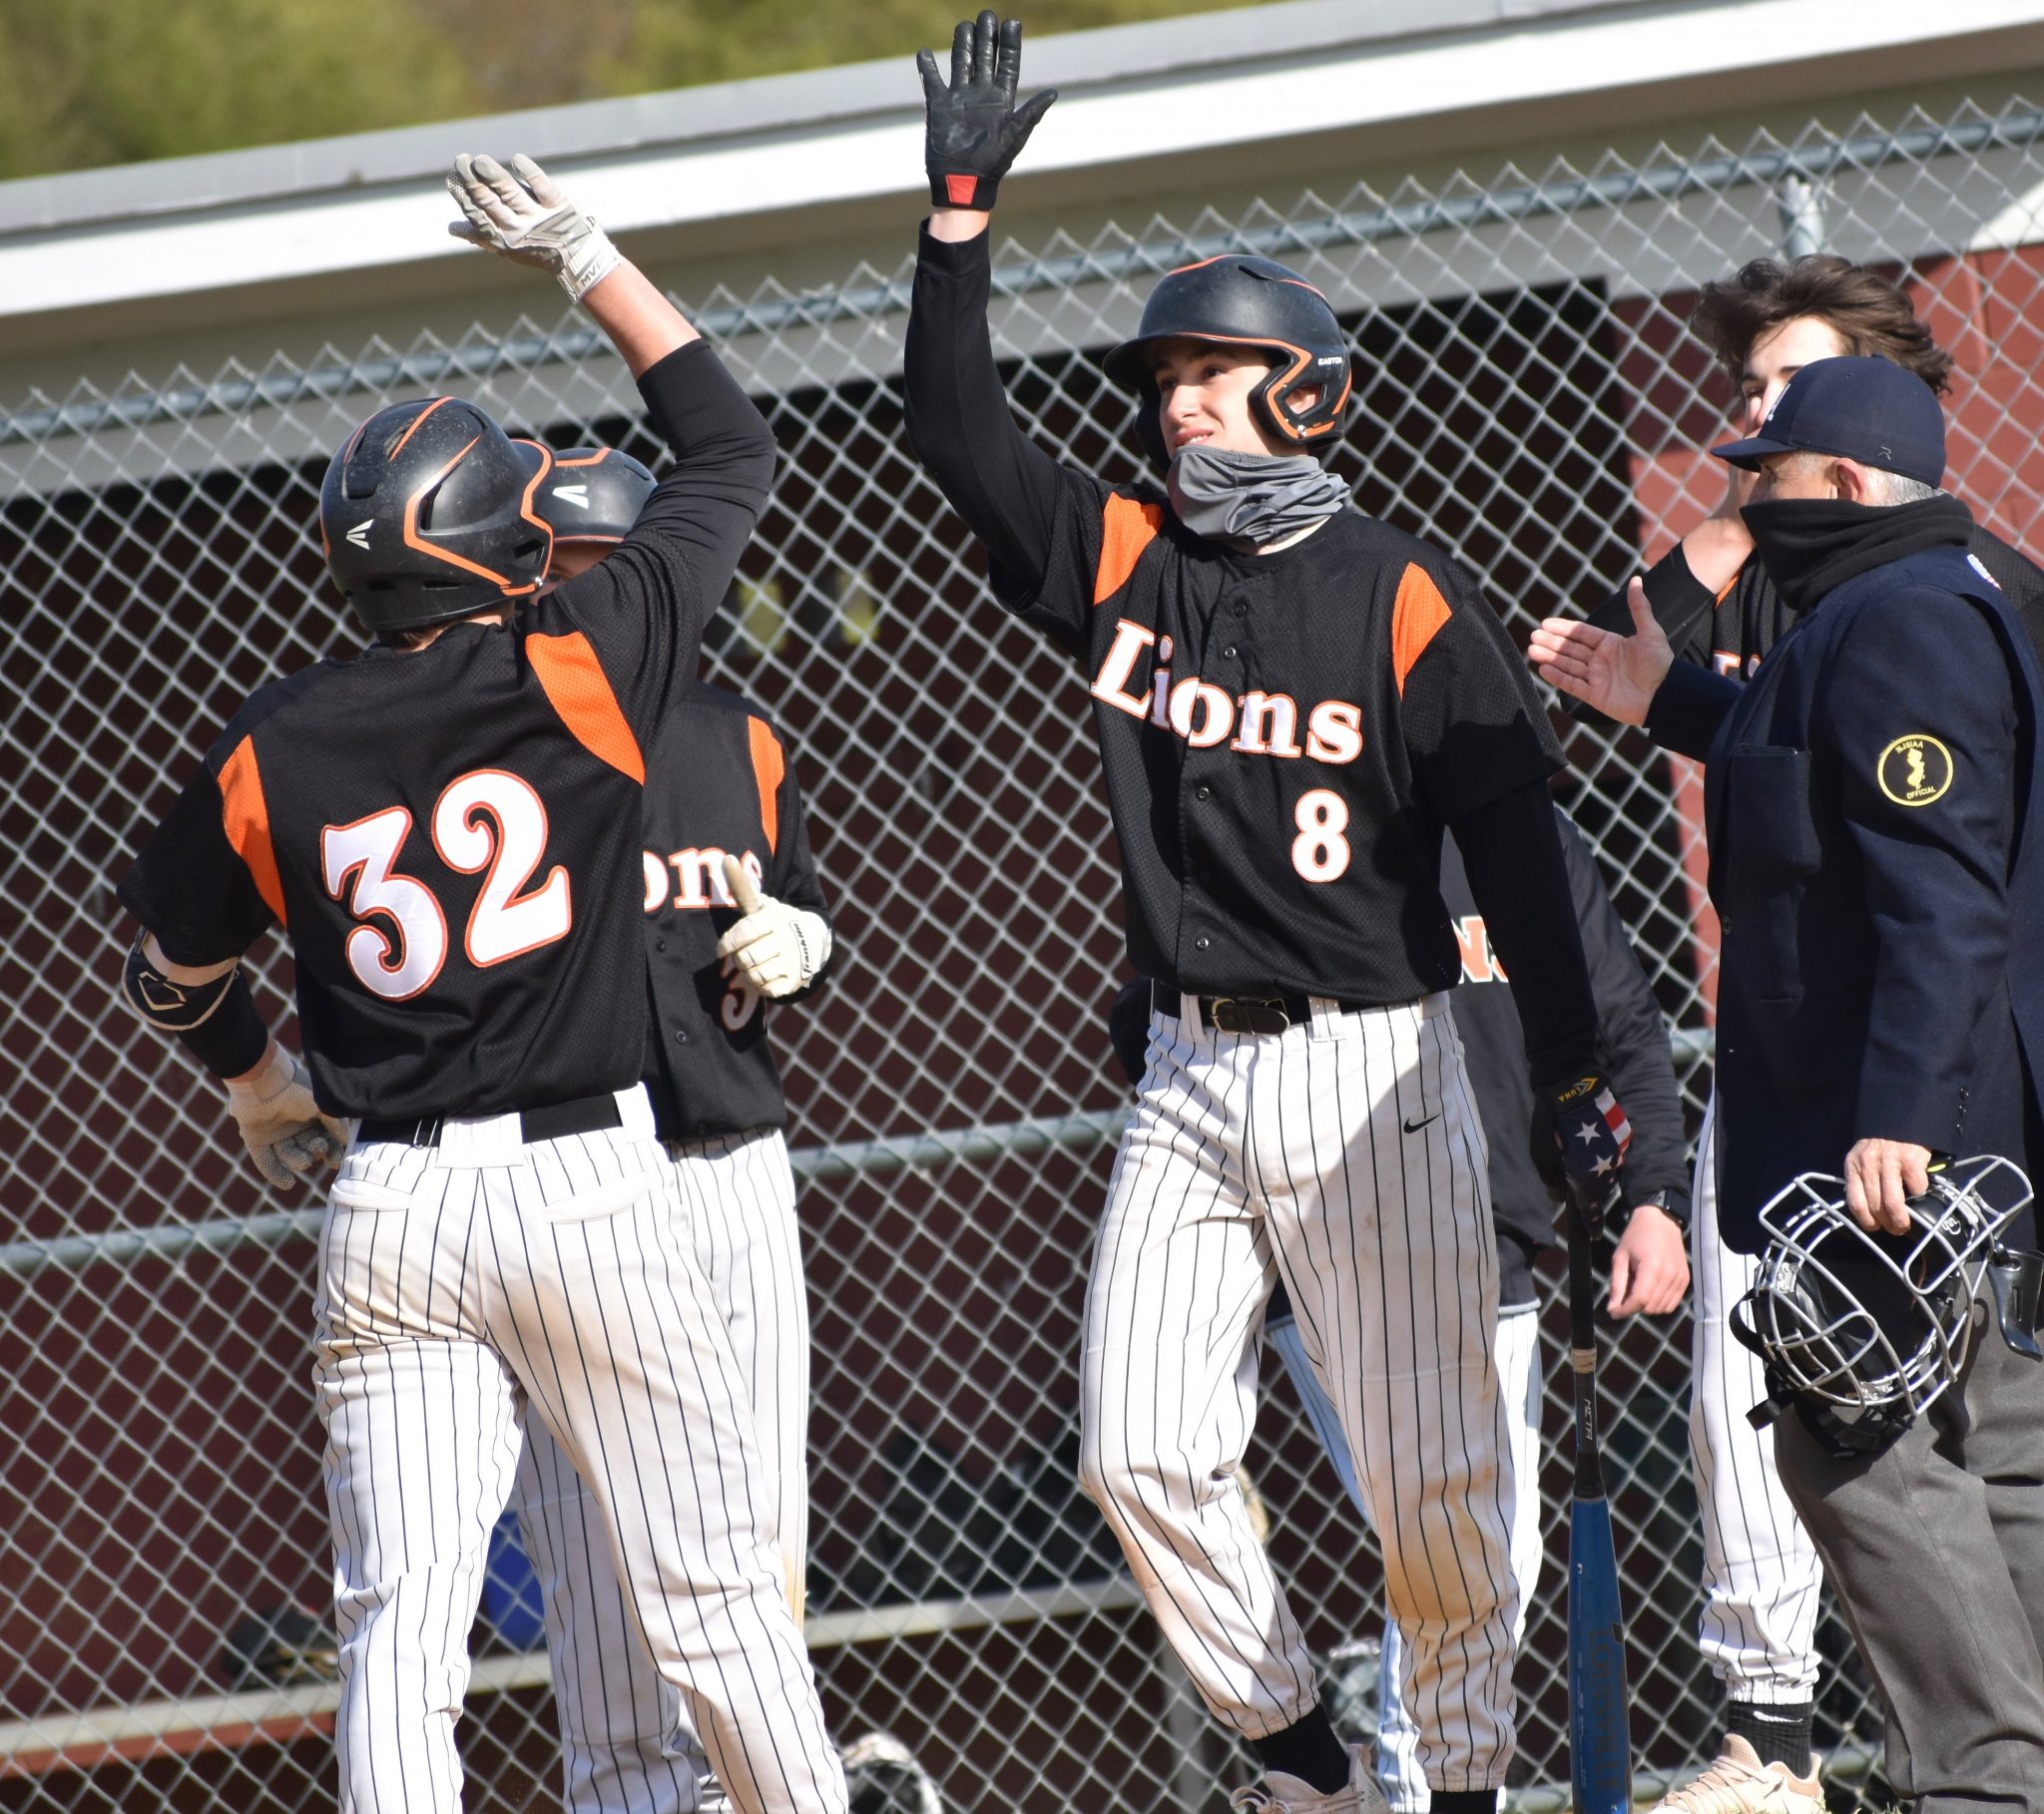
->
<box><xmin>1532</xmin><ymin>355</ymin><xmax>2044</xmax><ymax>1806</ymax></box>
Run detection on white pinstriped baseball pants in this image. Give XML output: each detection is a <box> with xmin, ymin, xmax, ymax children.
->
<box><xmin>312</xmin><ymin>1090</ymin><xmax>845</xmax><ymax>1814</ymax></box>
<box><xmin>1688</xmin><ymin>1094</ymin><xmax>1823</xmax><ymax>1701</ymax></box>
<box><xmin>510</xmin><ymin>1129</ymin><xmax>812</xmax><ymax>1814</ymax></box>
<box><xmin>1078</xmin><ymin>993</ymin><xmax>1519</xmax><ymax>1795</ymax></box>
<box><xmin>1269</xmin><ymin>1301</ymin><xmax>1544</xmax><ymax>1810</ymax></box>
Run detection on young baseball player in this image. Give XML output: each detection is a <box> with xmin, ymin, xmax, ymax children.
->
<box><xmin>1113</xmin><ymin>803</ymin><xmax>1693</xmax><ymax>1812</ymax></box>
<box><xmin>458</xmin><ymin>444</ymin><xmax>837</xmax><ymax>1814</ymax></box>
<box><xmin>904</xmin><ymin>17</ymin><xmax>1631</xmax><ymax>1811</ymax></box>
<box><xmin>1563</xmin><ymin>255</ymin><xmax>2044</xmax><ymax>1812</ymax></box>
<box><xmin>116</xmin><ymin>154</ymin><xmax>848</xmax><ymax>1814</ymax></box>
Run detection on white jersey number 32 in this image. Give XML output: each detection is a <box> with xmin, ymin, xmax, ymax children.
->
<box><xmin>322</xmin><ymin>769</ymin><xmax>572</xmax><ymax>1000</ymax></box>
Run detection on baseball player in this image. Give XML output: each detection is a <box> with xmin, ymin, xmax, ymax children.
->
<box><xmin>904</xmin><ymin>18</ymin><xmax>1631</xmax><ymax>1811</ymax></box>
<box><xmin>461</xmin><ymin>443</ymin><xmax>835</xmax><ymax>1814</ymax></box>
<box><xmin>1561</xmin><ymin>255</ymin><xmax>2044</xmax><ymax>1811</ymax></box>
<box><xmin>117</xmin><ymin>153</ymin><xmax>847</xmax><ymax>1814</ymax></box>
<box><xmin>1112</xmin><ymin>803</ymin><xmax>1693</xmax><ymax>1812</ymax></box>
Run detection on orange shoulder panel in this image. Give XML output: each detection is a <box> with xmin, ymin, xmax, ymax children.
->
<box><xmin>748</xmin><ymin>715</ymin><xmax>786</xmax><ymax>856</ymax></box>
<box><xmin>1092</xmin><ymin>496</ymin><xmax>1167</xmax><ymax>606</ymax></box>
<box><xmin>218</xmin><ymin>736</ymin><xmax>286</xmax><ymax>927</ymax></box>
<box><xmin>526</xmin><ymin>632</ymin><xmax>646</xmax><ymax>784</ymax></box>
<box><xmin>1391</xmin><ymin>563</ymin><xmax>1453</xmax><ymax>696</ymax></box>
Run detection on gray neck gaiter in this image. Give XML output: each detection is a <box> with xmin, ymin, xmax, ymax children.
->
<box><xmin>1166</xmin><ymin>444</ymin><xmax>1349</xmax><ymax>549</ymax></box>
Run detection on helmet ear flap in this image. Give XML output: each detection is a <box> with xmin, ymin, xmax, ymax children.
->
<box><xmin>1132</xmin><ymin>378</ymin><xmax>1168</xmax><ymax>471</ymax></box>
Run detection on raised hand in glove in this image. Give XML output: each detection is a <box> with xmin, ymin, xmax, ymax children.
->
<box><xmin>1529</xmin><ymin>1070</ymin><xmax>1632</xmax><ymax>1209</ymax></box>
<box><xmin>916</xmin><ymin>10</ymin><xmax>1057</xmax><ymax>212</ymax></box>
<box><xmin>718</xmin><ymin>857</ymin><xmax>832</xmax><ymax>1001</ymax></box>
<box><xmin>226</xmin><ymin>1045</ymin><xmax>348</xmax><ymax>1191</ymax></box>
<box><xmin>446</xmin><ymin>153</ymin><xmax>622</xmax><ymax>304</ymax></box>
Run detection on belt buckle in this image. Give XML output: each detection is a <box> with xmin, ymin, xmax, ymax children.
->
<box><xmin>1210</xmin><ymin>996</ymin><xmax>1290</xmax><ymax>1036</ymax></box>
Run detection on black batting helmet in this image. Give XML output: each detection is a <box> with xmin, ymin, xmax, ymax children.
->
<box><xmin>534</xmin><ymin>446</ymin><xmax>659</xmax><ymax>548</ymax></box>
<box><xmin>1102</xmin><ymin>255</ymin><xmax>1353</xmax><ymax>468</ymax></box>
<box><xmin>319</xmin><ymin>396</ymin><xmax>553</xmax><ymax>635</ymax></box>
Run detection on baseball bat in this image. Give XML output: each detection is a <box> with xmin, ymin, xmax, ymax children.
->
<box><xmin>1565</xmin><ymin>1178</ymin><xmax>1632</xmax><ymax>1813</ymax></box>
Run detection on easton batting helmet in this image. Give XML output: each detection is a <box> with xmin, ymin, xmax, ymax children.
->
<box><xmin>1732</xmin><ymin>1155</ymin><xmax>2031</xmax><ymax>1455</ymax></box>
<box><xmin>319</xmin><ymin>396</ymin><xmax>553</xmax><ymax>635</ymax></box>
<box><xmin>1102</xmin><ymin>254</ymin><xmax>1353</xmax><ymax>468</ymax></box>
<box><xmin>534</xmin><ymin>446</ymin><xmax>659</xmax><ymax>546</ymax></box>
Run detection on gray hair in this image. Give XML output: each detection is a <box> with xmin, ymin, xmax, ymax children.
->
<box><xmin>1859</xmin><ymin>466</ymin><xmax>1942</xmax><ymax>507</ymax></box>
<box><xmin>1776</xmin><ymin>448</ymin><xmax>1940</xmax><ymax>506</ymax></box>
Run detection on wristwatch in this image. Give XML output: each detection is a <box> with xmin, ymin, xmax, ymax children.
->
<box><xmin>1624</xmin><ymin>1187</ymin><xmax>1691</xmax><ymax>1236</ymax></box>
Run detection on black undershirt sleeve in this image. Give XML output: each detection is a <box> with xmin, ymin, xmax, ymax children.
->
<box><xmin>1453</xmin><ymin>781</ymin><xmax>1597</xmax><ymax>1085</ymax></box>
<box><xmin>174</xmin><ymin>971</ymin><xmax>270</xmax><ymax>1078</ymax></box>
<box><xmin>560</xmin><ymin>340</ymin><xmax>779</xmax><ymax>737</ymax></box>
<box><xmin>1556</xmin><ymin>814</ymin><xmax>1690</xmax><ymax>1214</ymax></box>
<box><xmin>903</xmin><ymin>225</ymin><xmax>1069</xmax><ymax>603</ymax></box>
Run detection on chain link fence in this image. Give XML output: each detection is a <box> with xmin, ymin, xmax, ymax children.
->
<box><xmin>7</xmin><ymin>91</ymin><xmax>2044</xmax><ymax>1813</ymax></box>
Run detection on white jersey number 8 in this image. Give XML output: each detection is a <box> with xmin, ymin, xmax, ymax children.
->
<box><xmin>1291</xmin><ymin>788</ymin><xmax>1351</xmax><ymax>883</ymax></box>
<box><xmin>322</xmin><ymin>770</ymin><xmax>572</xmax><ymax>1000</ymax></box>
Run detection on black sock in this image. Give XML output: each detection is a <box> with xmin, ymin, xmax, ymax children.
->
<box><xmin>1429</xmin><ymin>1795</ymin><xmax>1496</xmax><ymax>1814</ymax></box>
<box><xmin>1251</xmin><ymin>1706</ymin><xmax>1349</xmax><ymax>1796</ymax></box>
<box><xmin>1727</xmin><ymin>1698</ymin><xmax>1814</xmax><ymax>1775</ymax></box>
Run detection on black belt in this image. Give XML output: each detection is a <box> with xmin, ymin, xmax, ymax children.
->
<box><xmin>357</xmin><ymin>1092</ymin><xmax>624</xmax><ymax>1149</ymax></box>
<box><xmin>1150</xmin><ymin>980</ymin><xmax>1371</xmax><ymax>1037</ymax></box>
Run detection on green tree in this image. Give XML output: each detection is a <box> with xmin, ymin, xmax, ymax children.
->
<box><xmin>0</xmin><ymin>0</ymin><xmax>475</xmax><ymax>180</ymax></box>
<box><xmin>0</xmin><ymin>0</ymin><xmax>1283</xmax><ymax>183</ymax></box>
<box><xmin>606</xmin><ymin>0</ymin><xmax>1263</xmax><ymax>90</ymax></box>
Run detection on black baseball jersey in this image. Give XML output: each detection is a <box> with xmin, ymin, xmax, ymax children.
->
<box><xmin>118</xmin><ymin>342</ymin><xmax>777</xmax><ymax>1121</ymax></box>
<box><xmin>638</xmin><ymin>683</ymin><xmax>833</xmax><ymax>1141</ymax></box>
<box><xmin>905</xmin><ymin>228</ymin><xmax>1565</xmax><ymax>1009</ymax></box>
<box><xmin>1577</xmin><ymin>501</ymin><xmax>2044</xmax><ymax>685</ymax></box>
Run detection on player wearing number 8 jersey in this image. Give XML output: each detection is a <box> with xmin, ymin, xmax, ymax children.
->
<box><xmin>904</xmin><ymin>16</ymin><xmax>1629</xmax><ymax>1811</ymax></box>
<box><xmin>117</xmin><ymin>153</ymin><xmax>846</xmax><ymax>1814</ymax></box>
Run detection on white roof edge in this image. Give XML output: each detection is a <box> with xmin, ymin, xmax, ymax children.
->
<box><xmin>3</xmin><ymin>0</ymin><xmax>2042</xmax><ymax>327</ymax></box>
<box><xmin>0</xmin><ymin>0</ymin><xmax>1646</xmax><ymax>235</ymax></box>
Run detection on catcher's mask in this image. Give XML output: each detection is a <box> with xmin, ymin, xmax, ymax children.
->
<box><xmin>534</xmin><ymin>445</ymin><xmax>659</xmax><ymax>550</ymax></box>
<box><xmin>1101</xmin><ymin>254</ymin><xmax>1354</xmax><ymax>469</ymax></box>
<box><xmin>1732</xmin><ymin>1155</ymin><xmax>2034</xmax><ymax>1456</ymax></box>
<box><xmin>320</xmin><ymin>396</ymin><xmax>554</xmax><ymax>636</ymax></box>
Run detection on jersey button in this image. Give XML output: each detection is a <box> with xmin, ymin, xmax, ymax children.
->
<box><xmin>1195</xmin><ymin>784</ymin><xmax>1212</xmax><ymax>801</ymax></box>
<box><xmin>655</xmin><ymin>938</ymin><xmax>668</xmax><ymax>953</ymax></box>
<box><xmin>1195</xmin><ymin>935</ymin><xmax>1212</xmax><ymax>952</ymax></box>
<box><xmin>1233</xmin><ymin>602</ymin><xmax>1248</xmax><ymax>618</ymax></box>
<box><xmin>1221</xmin><ymin>644</ymin><xmax>1238</xmax><ymax>659</ymax></box>
<box><xmin>675</xmin><ymin>1029</ymin><xmax>692</xmax><ymax>1045</ymax></box>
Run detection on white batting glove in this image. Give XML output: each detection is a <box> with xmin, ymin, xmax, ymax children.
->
<box><xmin>446</xmin><ymin>152</ymin><xmax>622</xmax><ymax>304</ymax></box>
<box><xmin>718</xmin><ymin>856</ymin><xmax>831</xmax><ymax>1001</ymax></box>
<box><xmin>225</xmin><ymin>1046</ymin><xmax>349</xmax><ymax>1191</ymax></box>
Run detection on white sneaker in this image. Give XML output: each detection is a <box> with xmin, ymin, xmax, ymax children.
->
<box><xmin>1654</xmin><ymin>1734</ymin><xmax>1825</xmax><ymax>1814</ymax></box>
<box><xmin>1230</xmin><ymin>1744</ymin><xmax>1392</xmax><ymax>1813</ymax></box>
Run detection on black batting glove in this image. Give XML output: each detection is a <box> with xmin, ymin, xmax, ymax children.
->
<box><xmin>916</xmin><ymin>10</ymin><xmax>1057</xmax><ymax>212</ymax></box>
<box><xmin>1530</xmin><ymin>1071</ymin><xmax>1632</xmax><ymax>1218</ymax></box>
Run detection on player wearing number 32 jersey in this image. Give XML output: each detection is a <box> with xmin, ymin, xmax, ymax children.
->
<box><xmin>117</xmin><ymin>153</ymin><xmax>847</xmax><ymax>1814</ymax></box>
<box><xmin>906</xmin><ymin>15</ymin><xmax>1628</xmax><ymax>1812</ymax></box>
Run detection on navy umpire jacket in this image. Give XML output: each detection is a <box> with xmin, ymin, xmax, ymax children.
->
<box><xmin>1650</xmin><ymin>527</ymin><xmax>2044</xmax><ymax>1252</ymax></box>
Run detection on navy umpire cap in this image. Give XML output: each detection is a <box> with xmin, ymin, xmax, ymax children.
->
<box><xmin>1714</xmin><ymin>354</ymin><xmax>1946</xmax><ymax>487</ymax></box>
